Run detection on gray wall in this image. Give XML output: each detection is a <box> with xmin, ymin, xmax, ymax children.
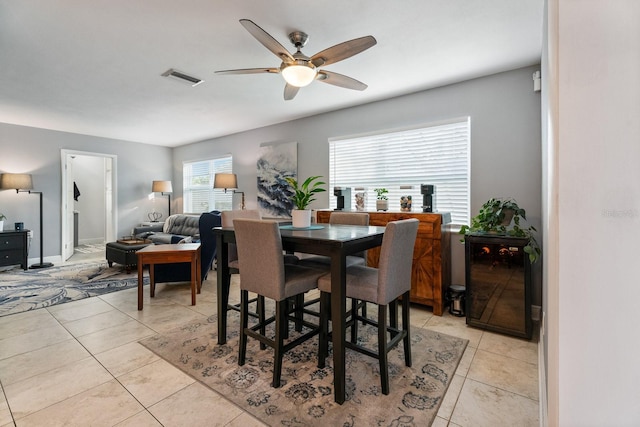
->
<box><xmin>0</xmin><ymin>123</ymin><xmax>172</xmax><ymax>263</ymax></box>
<box><xmin>173</xmin><ymin>65</ymin><xmax>543</xmax><ymax>301</ymax></box>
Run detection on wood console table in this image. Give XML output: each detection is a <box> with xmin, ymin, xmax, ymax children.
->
<box><xmin>136</xmin><ymin>243</ymin><xmax>201</xmax><ymax>310</ymax></box>
<box><xmin>317</xmin><ymin>210</ymin><xmax>451</xmax><ymax>315</ymax></box>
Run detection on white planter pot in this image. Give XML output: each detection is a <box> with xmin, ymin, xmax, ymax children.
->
<box><xmin>376</xmin><ymin>199</ymin><xmax>389</xmax><ymax>211</ymax></box>
<box><xmin>291</xmin><ymin>209</ymin><xmax>311</xmax><ymax>228</ymax></box>
<box><xmin>0</xmin><ymin>220</ymin><xmax>3</xmax><ymax>231</ymax></box>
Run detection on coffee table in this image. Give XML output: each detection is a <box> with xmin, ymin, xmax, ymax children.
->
<box><xmin>136</xmin><ymin>243</ymin><xmax>201</xmax><ymax>310</ymax></box>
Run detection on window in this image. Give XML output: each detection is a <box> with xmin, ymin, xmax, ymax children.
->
<box><xmin>183</xmin><ymin>156</ymin><xmax>233</xmax><ymax>213</ymax></box>
<box><xmin>329</xmin><ymin>118</ymin><xmax>470</xmax><ymax>225</ymax></box>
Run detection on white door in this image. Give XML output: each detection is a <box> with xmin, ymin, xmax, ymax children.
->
<box><xmin>61</xmin><ymin>150</ymin><xmax>118</xmax><ymax>261</ymax></box>
<box><xmin>63</xmin><ymin>155</ymin><xmax>75</xmax><ymax>260</ymax></box>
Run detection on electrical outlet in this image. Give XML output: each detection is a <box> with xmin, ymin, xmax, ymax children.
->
<box><xmin>28</xmin><ymin>230</ymin><xmax>34</xmax><ymax>238</ymax></box>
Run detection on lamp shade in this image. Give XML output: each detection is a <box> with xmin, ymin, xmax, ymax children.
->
<box><xmin>213</xmin><ymin>173</ymin><xmax>238</xmax><ymax>189</ymax></box>
<box><xmin>0</xmin><ymin>173</ymin><xmax>33</xmax><ymax>190</ymax></box>
<box><xmin>152</xmin><ymin>180</ymin><xmax>173</xmax><ymax>193</ymax></box>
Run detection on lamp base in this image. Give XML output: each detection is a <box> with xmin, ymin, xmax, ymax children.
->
<box><xmin>30</xmin><ymin>262</ymin><xmax>54</xmax><ymax>269</ymax></box>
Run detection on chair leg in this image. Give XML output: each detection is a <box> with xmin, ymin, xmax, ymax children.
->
<box><xmin>273</xmin><ymin>300</ymin><xmax>287</xmax><ymax>388</ymax></box>
<box><xmin>350</xmin><ymin>298</ymin><xmax>359</xmax><ymax>344</ymax></box>
<box><xmin>238</xmin><ymin>290</ymin><xmax>249</xmax><ymax>366</ymax></box>
<box><xmin>361</xmin><ymin>299</ymin><xmax>368</xmax><ymax>325</ymax></box>
<box><xmin>294</xmin><ymin>294</ymin><xmax>304</xmax><ymax>332</ymax></box>
<box><xmin>317</xmin><ymin>292</ymin><xmax>330</xmax><ymax>369</ymax></box>
<box><xmin>283</xmin><ymin>298</ymin><xmax>291</xmax><ymax>340</ymax></box>
<box><xmin>402</xmin><ymin>291</ymin><xmax>412</xmax><ymax>367</ymax></box>
<box><xmin>378</xmin><ymin>304</ymin><xmax>390</xmax><ymax>395</ymax></box>
<box><xmin>389</xmin><ymin>298</ymin><xmax>399</xmax><ymax>338</ymax></box>
<box><xmin>258</xmin><ymin>295</ymin><xmax>266</xmax><ymax>350</ymax></box>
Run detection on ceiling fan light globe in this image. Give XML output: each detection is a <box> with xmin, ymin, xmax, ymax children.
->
<box><xmin>281</xmin><ymin>63</ymin><xmax>317</xmax><ymax>87</ymax></box>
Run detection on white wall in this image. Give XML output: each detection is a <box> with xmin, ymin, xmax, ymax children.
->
<box><xmin>173</xmin><ymin>65</ymin><xmax>542</xmax><ymax>298</ymax></box>
<box><xmin>545</xmin><ymin>0</ymin><xmax>640</xmax><ymax>425</ymax></box>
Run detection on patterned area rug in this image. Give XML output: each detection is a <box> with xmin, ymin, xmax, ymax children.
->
<box><xmin>141</xmin><ymin>310</ymin><xmax>468</xmax><ymax>426</ymax></box>
<box><xmin>0</xmin><ymin>262</ymin><xmax>147</xmax><ymax>317</ymax></box>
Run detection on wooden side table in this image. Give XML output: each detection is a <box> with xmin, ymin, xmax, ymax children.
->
<box><xmin>136</xmin><ymin>243</ymin><xmax>201</xmax><ymax>310</ymax></box>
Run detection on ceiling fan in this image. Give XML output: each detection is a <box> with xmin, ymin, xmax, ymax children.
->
<box><xmin>215</xmin><ymin>19</ymin><xmax>377</xmax><ymax>101</ymax></box>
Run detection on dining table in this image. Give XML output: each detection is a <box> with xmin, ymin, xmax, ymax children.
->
<box><xmin>213</xmin><ymin>222</ymin><xmax>386</xmax><ymax>404</ymax></box>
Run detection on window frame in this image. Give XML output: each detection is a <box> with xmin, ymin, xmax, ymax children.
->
<box><xmin>182</xmin><ymin>155</ymin><xmax>233</xmax><ymax>213</ymax></box>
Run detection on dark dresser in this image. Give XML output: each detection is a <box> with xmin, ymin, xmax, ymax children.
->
<box><xmin>0</xmin><ymin>229</ymin><xmax>30</xmax><ymax>271</ymax></box>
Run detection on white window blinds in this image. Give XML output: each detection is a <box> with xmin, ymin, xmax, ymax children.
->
<box><xmin>183</xmin><ymin>156</ymin><xmax>233</xmax><ymax>213</ymax></box>
<box><xmin>329</xmin><ymin>118</ymin><xmax>470</xmax><ymax>225</ymax></box>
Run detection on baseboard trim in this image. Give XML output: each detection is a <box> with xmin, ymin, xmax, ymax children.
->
<box><xmin>538</xmin><ymin>311</ymin><xmax>548</xmax><ymax>426</ymax></box>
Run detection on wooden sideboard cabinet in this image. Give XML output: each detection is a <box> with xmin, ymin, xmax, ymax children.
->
<box><xmin>316</xmin><ymin>210</ymin><xmax>451</xmax><ymax>315</ymax></box>
<box><xmin>0</xmin><ymin>229</ymin><xmax>30</xmax><ymax>271</ymax></box>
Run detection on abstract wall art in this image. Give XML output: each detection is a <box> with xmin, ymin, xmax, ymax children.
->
<box><xmin>257</xmin><ymin>142</ymin><xmax>297</xmax><ymax>218</ymax></box>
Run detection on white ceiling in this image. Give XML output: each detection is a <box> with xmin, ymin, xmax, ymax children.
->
<box><xmin>0</xmin><ymin>0</ymin><xmax>543</xmax><ymax>147</ymax></box>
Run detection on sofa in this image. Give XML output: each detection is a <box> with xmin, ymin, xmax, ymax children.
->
<box><xmin>134</xmin><ymin>214</ymin><xmax>201</xmax><ymax>244</ymax></box>
<box><xmin>152</xmin><ymin>211</ymin><xmax>222</xmax><ymax>284</ymax></box>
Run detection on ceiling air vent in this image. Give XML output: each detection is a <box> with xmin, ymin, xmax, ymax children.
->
<box><xmin>161</xmin><ymin>68</ymin><xmax>203</xmax><ymax>87</ymax></box>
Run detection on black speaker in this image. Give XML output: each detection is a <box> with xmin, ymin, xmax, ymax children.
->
<box><xmin>420</xmin><ymin>184</ymin><xmax>434</xmax><ymax>195</ymax></box>
<box><xmin>421</xmin><ymin>184</ymin><xmax>435</xmax><ymax>212</ymax></box>
<box><xmin>15</xmin><ymin>222</ymin><xmax>24</xmax><ymax>231</ymax></box>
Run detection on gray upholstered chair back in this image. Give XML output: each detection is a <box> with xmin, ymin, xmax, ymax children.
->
<box><xmin>222</xmin><ymin>210</ymin><xmax>261</xmax><ymax>264</ymax></box>
<box><xmin>233</xmin><ymin>219</ymin><xmax>286</xmax><ymax>301</ymax></box>
<box><xmin>330</xmin><ymin>211</ymin><xmax>370</xmax><ymax>259</ymax></box>
<box><xmin>376</xmin><ymin>218</ymin><xmax>419</xmax><ymax>305</ymax></box>
<box><xmin>329</xmin><ymin>212</ymin><xmax>369</xmax><ymax>226</ymax></box>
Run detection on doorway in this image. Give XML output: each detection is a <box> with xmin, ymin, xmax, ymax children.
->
<box><xmin>61</xmin><ymin>150</ymin><xmax>117</xmax><ymax>261</ymax></box>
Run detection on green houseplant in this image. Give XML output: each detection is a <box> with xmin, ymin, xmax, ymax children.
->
<box><xmin>374</xmin><ymin>188</ymin><xmax>388</xmax><ymax>211</ymax></box>
<box><xmin>285</xmin><ymin>175</ymin><xmax>326</xmax><ymax>227</ymax></box>
<box><xmin>459</xmin><ymin>197</ymin><xmax>540</xmax><ymax>263</ymax></box>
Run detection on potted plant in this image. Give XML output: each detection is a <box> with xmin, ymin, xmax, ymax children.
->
<box><xmin>374</xmin><ymin>188</ymin><xmax>388</xmax><ymax>211</ymax></box>
<box><xmin>285</xmin><ymin>175</ymin><xmax>326</xmax><ymax>228</ymax></box>
<box><xmin>459</xmin><ymin>197</ymin><xmax>540</xmax><ymax>263</ymax></box>
<box><xmin>0</xmin><ymin>213</ymin><xmax>5</xmax><ymax>231</ymax></box>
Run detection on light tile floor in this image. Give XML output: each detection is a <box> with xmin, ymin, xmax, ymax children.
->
<box><xmin>0</xmin><ymin>253</ymin><xmax>540</xmax><ymax>426</ymax></box>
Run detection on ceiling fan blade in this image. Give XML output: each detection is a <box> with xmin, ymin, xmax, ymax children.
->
<box><xmin>215</xmin><ymin>67</ymin><xmax>280</xmax><ymax>75</ymax></box>
<box><xmin>284</xmin><ymin>84</ymin><xmax>300</xmax><ymax>101</ymax></box>
<box><xmin>310</xmin><ymin>36</ymin><xmax>377</xmax><ymax>67</ymax></box>
<box><xmin>240</xmin><ymin>19</ymin><xmax>295</xmax><ymax>63</ymax></box>
<box><xmin>317</xmin><ymin>70</ymin><xmax>368</xmax><ymax>91</ymax></box>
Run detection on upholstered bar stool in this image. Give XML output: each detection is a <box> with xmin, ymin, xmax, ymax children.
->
<box><xmin>233</xmin><ymin>219</ymin><xmax>326</xmax><ymax>388</ymax></box>
<box><xmin>317</xmin><ymin>218</ymin><xmax>419</xmax><ymax>395</ymax></box>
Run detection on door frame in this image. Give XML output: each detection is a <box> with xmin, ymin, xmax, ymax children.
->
<box><xmin>61</xmin><ymin>149</ymin><xmax>118</xmax><ymax>260</ymax></box>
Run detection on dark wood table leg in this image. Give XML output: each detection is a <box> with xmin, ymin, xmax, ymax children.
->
<box><xmin>331</xmin><ymin>252</ymin><xmax>347</xmax><ymax>404</ymax></box>
<box><xmin>137</xmin><ymin>254</ymin><xmax>144</xmax><ymax>310</ymax></box>
<box><xmin>149</xmin><ymin>263</ymin><xmax>155</xmax><ymax>297</ymax></box>
<box><xmin>190</xmin><ymin>252</ymin><xmax>197</xmax><ymax>305</ymax></box>
<box><xmin>196</xmin><ymin>247</ymin><xmax>202</xmax><ymax>293</ymax></box>
<box><xmin>216</xmin><ymin>234</ymin><xmax>230</xmax><ymax>345</ymax></box>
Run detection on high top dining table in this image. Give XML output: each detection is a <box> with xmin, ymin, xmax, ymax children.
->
<box><xmin>214</xmin><ymin>222</ymin><xmax>386</xmax><ymax>404</ymax></box>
